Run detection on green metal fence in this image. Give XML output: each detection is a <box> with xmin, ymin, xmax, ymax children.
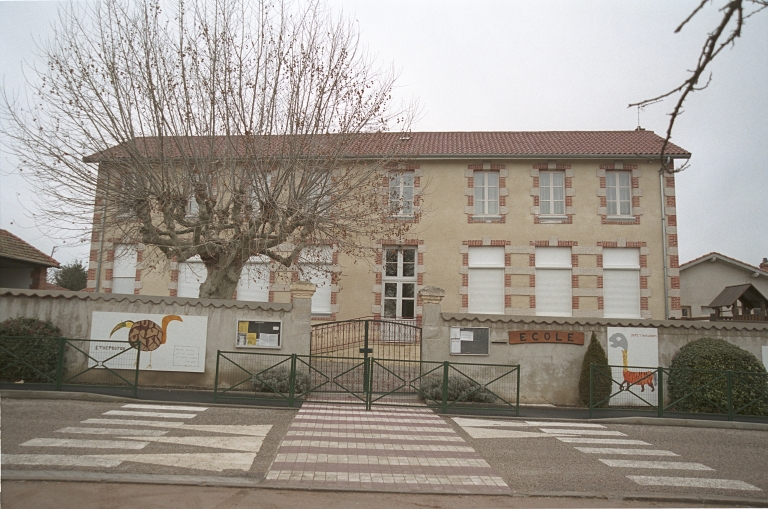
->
<box><xmin>214</xmin><ymin>350</ymin><xmax>520</xmax><ymax>414</ymax></box>
<box><xmin>589</xmin><ymin>363</ymin><xmax>768</xmax><ymax>420</ymax></box>
<box><xmin>0</xmin><ymin>336</ymin><xmax>141</xmax><ymax>397</ymax></box>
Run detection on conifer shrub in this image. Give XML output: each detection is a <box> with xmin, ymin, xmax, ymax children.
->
<box><xmin>668</xmin><ymin>337</ymin><xmax>768</xmax><ymax>415</ymax></box>
<box><xmin>578</xmin><ymin>332</ymin><xmax>612</xmax><ymax>407</ymax></box>
<box><xmin>0</xmin><ymin>317</ymin><xmax>63</xmax><ymax>383</ymax></box>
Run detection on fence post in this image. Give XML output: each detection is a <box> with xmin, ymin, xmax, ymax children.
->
<box><xmin>441</xmin><ymin>361</ymin><xmax>449</xmax><ymax>414</ymax></box>
<box><xmin>657</xmin><ymin>368</ymin><xmax>664</xmax><ymax>418</ymax></box>
<box><xmin>366</xmin><ymin>356</ymin><xmax>373</xmax><ymax>411</ymax></box>
<box><xmin>213</xmin><ymin>351</ymin><xmax>220</xmax><ymax>403</ymax></box>
<box><xmin>288</xmin><ymin>354</ymin><xmax>297</xmax><ymax>407</ymax></box>
<box><xmin>363</xmin><ymin>321</ymin><xmax>370</xmax><ymax>395</ymax></box>
<box><xmin>727</xmin><ymin>371</ymin><xmax>734</xmax><ymax>421</ymax></box>
<box><xmin>515</xmin><ymin>365</ymin><xmax>521</xmax><ymax>417</ymax></box>
<box><xmin>133</xmin><ymin>346</ymin><xmax>140</xmax><ymax>399</ymax></box>
<box><xmin>55</xmin><ymin>337</ymin><xmax>66</xmax><ymax>391</ymax></box>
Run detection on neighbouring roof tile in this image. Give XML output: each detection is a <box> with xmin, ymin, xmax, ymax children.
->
<box><xmin>0</xmin><ymin>229</ymin><xmax>60</xmax><ymax>267</ymax></box>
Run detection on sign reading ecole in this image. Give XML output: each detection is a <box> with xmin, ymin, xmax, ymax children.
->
<box><xmin>508</xmin><ymin>330</ymin><xmax>585</xmax><ymax>345</ymax></box>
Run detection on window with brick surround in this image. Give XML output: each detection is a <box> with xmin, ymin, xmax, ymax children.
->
<box><xmin>300</xmin><ymin>246</ymin><xmax>333</xmax><ymax>315</ymax></box>
<box><xmin>468</xmin><ymin>247</ymin><xmax>505</xmax><ymax>314</ymax></box>
<box><xmin>603</xmin><ymin>248</ymin><xmax>640</xmax><ymax>318</ymax></box>
<box><xmin>535</xmin><ymin>247</ymin><xmax>572</xmax><ymax>316</ymax></box>
<box><xmin>112</xmin><ymin>244</ymin><xmax>137</xmax><ymax>294</ymax></box>
<box><xmin>178</xmin><ymin>256</ymin><xmax>204</xmax><ymax>298</ymax></box>
<box><xmin>539</xmin><ymin>171</ymin><xmax>566</xmax><ymax>216</ymax></box>
<box><xmin>237</xmin><ymin>256</ymin><xmax>270</xmax><ymax>302</ymax></box>
<box><xmin>474</xmin><ymin>171</ymin><xmax>499</xmax><ymax>216</ymax></box>
<box><xmin>388</xmin><ymin>171</ymin><xmax>415</xmax><ymax>217</ymax></box>
<box><xmin>606</xmin><ymin>171</ymin><xmax>632</xmax><ymax>216</ymax></box>
<box><xmin>382</xmin><ymin>247</ymin><xmax>417</xmax><ymax>319</ymax></box>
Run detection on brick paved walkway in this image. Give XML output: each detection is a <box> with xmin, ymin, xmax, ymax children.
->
<box><xmin>264</xmin><ymin>403</ymin><xmax>510</xmax><ymax>493</ymax></box>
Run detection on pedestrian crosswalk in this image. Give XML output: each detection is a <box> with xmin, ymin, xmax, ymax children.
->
<box><xmin>2</xmin><ymin>403</ymin><xmax>271</xmax><ymax>473</ymax></box>
<box><xmin>453</xmin><ymin>417</ymin><xmax>762</xmax><ymax>493</ymax></box>
<box><xmin>264</xmin><ymin>403</ymin><xmax>510</xmax><ymax>493</ymax></box>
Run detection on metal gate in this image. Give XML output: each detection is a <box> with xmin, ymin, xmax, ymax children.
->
<box><xmin>309</xmin><ymin>319</ymin><xmax>421</xmax><ymax>404</ymax></box>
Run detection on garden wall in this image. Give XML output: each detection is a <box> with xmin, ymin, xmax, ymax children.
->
<box><xmin>0</xmin><ymin>283</ymin><xmax>315</xmax><ymax>388</ymax></box>
<box><xmin>419</xmin><ymin>287</ymin><xmax>768</xmax><ymax>406</ymax></box>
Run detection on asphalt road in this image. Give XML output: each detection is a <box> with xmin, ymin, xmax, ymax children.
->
<box><xmin>2</xmin><ymin>395</ymin><xmax>767</xmax><ymax>508</ymax></box>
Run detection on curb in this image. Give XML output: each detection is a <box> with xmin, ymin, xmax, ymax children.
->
<box><xmin>4</xmin><ymin>471</ymin><xmax>768</xmax><ymax>507</ymax></box>
<box><xmin>4</xmin><ymin>389</ymin><xmax>767</xmax><ymax>431</ymax></box>
<box><xmin>0</xmin><ymin>389</ymin><xmax>301</xmax><ymax>412</ymax></box>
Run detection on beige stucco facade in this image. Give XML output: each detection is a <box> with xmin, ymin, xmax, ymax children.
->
<box><xmin>87</xmin><ymin>154</ymin><xmax>682</xmax><ymax>323</ymax></box>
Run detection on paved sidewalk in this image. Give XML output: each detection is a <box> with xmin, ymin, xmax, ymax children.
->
<box><xmin>264</xmin><ymin>403</ymin><xmax>511</xmax><ymax>493</ymax></box>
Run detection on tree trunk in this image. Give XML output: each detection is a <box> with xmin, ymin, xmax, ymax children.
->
<box><xmin>198</xmin><ymin>262</ymin><xmax>244</xmax><ymax>300</ymax></box>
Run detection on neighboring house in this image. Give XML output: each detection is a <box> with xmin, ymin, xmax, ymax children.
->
<box><xmin>0</xmin><ymin>229</ymin><xmax>60</xmax><ymax>290</ymax></box>
<box><xmin>86</xmin><ymin>130</ymin><xmax>690</xmax><ymax>321</ymax></box>
<box><xmin>680</xmin><ymin>252</ymin><xmax>768</xmax><ymax>319</ymax></box>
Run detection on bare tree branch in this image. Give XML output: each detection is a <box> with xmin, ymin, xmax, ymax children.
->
<box><xmin>629</xmin><ymin>0</ymin><xmax>767</xmax><ymax>173</ymax></box>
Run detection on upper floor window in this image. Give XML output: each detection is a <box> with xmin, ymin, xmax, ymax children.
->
<box><xmin>388</xmin><ymin>171</ymin><xmax>414</xmax><ymax>217</ymax></box>
<box><xmin>474</xmin><ymin>171</ymin><xmax>499</xmax><ymax>216</ymax></box>
<box><xmin>606</xmin><ymin>171</ymin><xmax>631</xmax><ymax>216</ymax></box>
<box><xmin>539</xmin><ymin>171</ymin><xmax>565</xmax><ymax>216</ymax></box>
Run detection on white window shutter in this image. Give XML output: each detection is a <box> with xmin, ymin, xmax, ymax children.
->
<box><xmin>535</xmin><ymin>269</ymin><xmax>572</xmax><ymax>316</ymax></box>
<box><xmin>603</xmin><ymin>248</ymin><xmax>640</xmax><ymax>268</ymax></box>
<box><xmin>468</xmin><ymin>247</ymin><xmax>504</xmax><ymax>267</ymax></box>
<box><xmin>604</xmin><ymin>269</ymin><xmax>641</xmax><ymax>318</ymax></box>
<box><xmin>468</xmin><ymin>268</ymin><xmax>504</xmax><ymax>314</ymax></box>
<box><xmin>177</xmin><ymin>258</ymin><xmax>204</xmax><ymax>298</ymax></box>
<box><xmin>237</xmin><ymin>259</ymin><xmax>270</xmax><ymax>302</ymax></box>
<box><xmin>112</xmin><ymin>245</ymin><xmax>136</xmax><ymax>294</ymax></box>
<box><xmin>308</xmin><ymin>269</ymin><xmax>332</xmax><ymax>314</ymax></box>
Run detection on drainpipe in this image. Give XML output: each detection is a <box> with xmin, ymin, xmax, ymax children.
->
<box><xmin>659</xmin><ymin>163</ymin><xmax>670</xmax><ymax>319</ymax></box>
<box><xmin>94</xmin><ymin>170</ymin><xmax>109</xmax><ymax>293</ymax></box>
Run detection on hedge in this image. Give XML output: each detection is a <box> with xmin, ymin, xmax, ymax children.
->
<box><xmin>252</xmin><ymin>366</ymin><xmax>311</xmax><ymax>395</ymax></box>
<box><xmin>578</xmin><ymin>332</ymin><xmax>611</xmax><ymax>407</ymax></box>
<box><xmin>0</xmin><ymin>317</ymin><xmax>63</xmax><ymax>383</ymax></box>
<box><xmin>419</xmin><ymin>374</ymin><xmax>497</xmax><ymax>404</ymax></box>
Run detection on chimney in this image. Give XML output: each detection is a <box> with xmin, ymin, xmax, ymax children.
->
<box><xmin>760</xmin><ymin>258</ymin><xmax>768</xmax><ymax>271</ymax></box>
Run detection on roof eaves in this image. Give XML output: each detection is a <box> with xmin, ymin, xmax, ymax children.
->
<box><xmin>680</xmin><ymin>252</ymin><xmax>768</xmax><ymax>277</ymax></box>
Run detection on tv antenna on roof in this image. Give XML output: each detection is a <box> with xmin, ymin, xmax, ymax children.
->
<box><xmin>636</xmin><ymin>99</ymin><xmax>662</xmax><ymax>130</ymax></box>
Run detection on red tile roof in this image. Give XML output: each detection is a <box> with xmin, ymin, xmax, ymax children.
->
<box><xmin>0</xmin><ymin>230</ymin><xmax>60</xmax><ymax>267</ymax></box>
<box><xmin>84</xmin><ymin>130</ymin><xmax>691</xmax><ymax>162</ymax></box>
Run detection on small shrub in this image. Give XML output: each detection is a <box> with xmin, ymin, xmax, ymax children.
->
<box><xmin>0</xmin><ymin>317</ymin><xmax>63</xmax><ymax>383</ymax></box>
<box><xmin>668</xmin><ymin>337</ymin><xmax>768</xmax><ymax>415</ymax></box>
<box><xmin>252</xmin><ymin>367</ymin><xmax>310</xmax><ymax>395</ymax></box>
<box><xmin>578</xmin><ymin>332</ymin><xmax>611</xmax><ymax>407</ymax></box>
<box><xmin>419</xmin><ymin>374</ymin><xmax>497</xmax><ymax>404</ymax></box>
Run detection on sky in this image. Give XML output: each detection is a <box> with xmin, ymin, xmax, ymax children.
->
<box><xmin>1</xmin><ymin>0</ymin><xmax>767</xmax><ymax>268</ymax></box>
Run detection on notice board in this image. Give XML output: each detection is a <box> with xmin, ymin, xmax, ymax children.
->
<box><xmin>449</xmin><ymin>327</ymin><xmax>489</xmax><ymax>355</ymax></box>
<box><xmin>236</xmin><ymin>319</ymin><xmax>282</xmax><ymax>349</ymax></box>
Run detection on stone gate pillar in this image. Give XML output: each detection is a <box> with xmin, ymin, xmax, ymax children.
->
<box><xmin>419</xmin><ymin>286</ymin><xmax>445</xmax><ymax>343</ymax></box>
<box><xmin>289</xmin><ymin>281</ymin><xmax>316</xmax><ymax>355</ymax></box>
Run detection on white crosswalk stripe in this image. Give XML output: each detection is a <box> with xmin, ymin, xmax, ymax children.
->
<box><xmin>540</xmin><ymin>428</ymin><xmax>626</xmax><ymax>436</ymax></box>
<box><xmin>627</xmin><ymin>476</ymin><xmax>761</xmax><ymax>491</ymax></box>
<box><xmin>21</xmin><ymin>438</ymin><xmax>148</xmax><ymax>450</ymax></box>
<box><xmin>56</xmin><ymin>427</ymin><xmax>168</xmax><ymax>436</ymax></box>
<box><xmin>574</xmin><ymin>447</ymin><xmax>677</xmax><ymax>456</ymax></box>
<box><xmin>598</xmin><ymin>459</ymin><xmax>713</xmax><ymax>470</ymax></box>
<box><xmin>103</xmin><ymin>410</ymin><xmax>197</xmax><ymax>418</ymax></box>
<box><xmin>557</xmin><ymin>437</ymin><xmax>651</xmax><ymax>445</ymax></box>
<box><xmin>121</xmin><ymin>404</ymin><xmax>209</xmax><ymax>411</ymax></box>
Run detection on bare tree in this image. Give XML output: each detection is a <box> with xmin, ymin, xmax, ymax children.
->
<box><xmin>630</xmin><ymin>0</ymin><xmax>767</xmax><ymax>172</ymax></box>
<box><xmin>2</xmin><ymin>0</ymin><xmax>417</xmax><ymax>299</ymax></box>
